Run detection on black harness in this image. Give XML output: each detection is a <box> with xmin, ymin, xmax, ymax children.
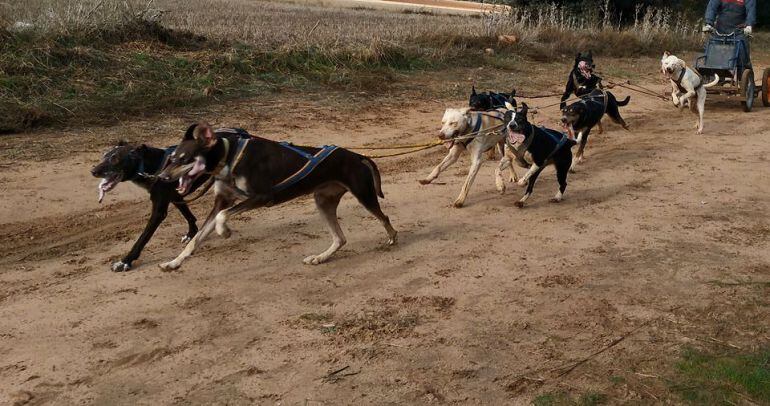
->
<box><xmin>572</xmin><ymin>71</ymin><xmax>602</xmax><ymax>96</ymax></box>
<box><xmin>505</xmin><ymin>125</ymin><xmax>573</xmax><ymax>166</ymax></box>
<box><xmin>672</xmin><ymin>67</ymin><xmax>703</xmax><ymax>93</ymax></box>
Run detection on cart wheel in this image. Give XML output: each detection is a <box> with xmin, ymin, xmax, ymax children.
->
<box><xmin>741</xmin><ymin>69</ymin><xmax>755</xmax><ymax>112</ymax></box>
<box><xmin>762</xmin><ymin>68</ymin><xmax>770</xmax><ymax>107</ymax></box>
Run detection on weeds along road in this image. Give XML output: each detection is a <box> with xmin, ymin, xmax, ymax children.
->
<box><xmin>294</xmin><ymin>0</ymin><xmax>503</xmax><ymax>14</ymax></box>
<box><xmin>0</xmin><ymin>56</ymin><xmax>769</xmax><ymax>404</ymax></box>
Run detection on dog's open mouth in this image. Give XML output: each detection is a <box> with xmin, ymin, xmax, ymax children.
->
<box><xmin>506</xmin><ymin>129</ymin><xmax>525</xmax><ymax>145</ymax></box>
<box><xmin>561</xmin><ymin>121</ymin><xmax>576</xmax><ymax>140</ymax></box>
<box><xmin>577</xmin><ymin>61</ymin><xmax>593</xmax><ymax>79</ymax></box>
<box><xmin>97</xmin><ymin>174</ymin><xmax>121</xmax><ymax>203</ymax></box>
<box><xmin>176</xmin><ymin>158</ymin><xmax>206</xmax><ymax>195</ymax></box>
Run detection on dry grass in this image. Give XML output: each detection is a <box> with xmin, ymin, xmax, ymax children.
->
<box><xmin>0</xmin><ymin>0</ymin><xmax>702</xmax><ymax>132</ymax></box>
<box><xmin>2</xmin><ymin>0</ymin><xmax>699</xmax><ymax>56</ymax></box>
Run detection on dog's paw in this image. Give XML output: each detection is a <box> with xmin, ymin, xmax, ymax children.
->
<box><xmin>452</xmin><ymin>199</ymin><xmax>464</xmax><ymax>208</ymax></box>
<box><xmin>495</xmin><ymin>179</ymin><xmax>506</xmax><ymax>194</ymax></box>
<box><xmin>216</xmin><ymin>225</ymin><xmax>231</xmax><ymax>239</ymax></box>
<box><xmin>514</xmin><ymin>201</ymin><xmax>525</xmax><ymax>208</ymax></box>
<box><xmin>387</xmin><ymin>232</ymin><xmax>398</xmax><ymax>246</ymax></box>
<box><xmin>303</xmin><ymin>255</ymin><xmax>328</xmax><ymax>265</ymax></box>
<box><xmin>549</xmin><ymin>197</ymin><xmax>562</xmax><ymax>203</ymax></box>
<box><xmin>111</xmin><ymin>261</ymin><xmax>131</xmax><ymax>272</ymax></box>
<box><xmin>181</xmin><ymin>235</ymin><xmax>193</xmax><ymax>244</ymax></box>
<box><xmin>517</xmin><ymin>179</ymin><xmax>527</xmax><ymax>187</ymax></box>
<box><xmin>159</xmin><ymin>261</ymin><xmax>180</xmax><ymax>272</ymax></box>
<box><xmin>418</xmin><ymin>179</ymin><xmax>432</xmax><ymax>185</ymax></box>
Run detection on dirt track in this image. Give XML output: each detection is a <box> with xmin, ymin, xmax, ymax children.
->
<box><xmin>1</xmin><ymin>57</ymin><xmax>769</xmax><ymax>404</ymax></box>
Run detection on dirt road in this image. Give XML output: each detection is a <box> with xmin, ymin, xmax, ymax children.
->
<box><xmin>1</xmin><ymin>57</ymin><xmax>768</xmax><ymax>404</ymax></box>
<box><xmin>290</xmin><ymin>0</ymin><xmax>502</xmax><ymax>14</ymax></box>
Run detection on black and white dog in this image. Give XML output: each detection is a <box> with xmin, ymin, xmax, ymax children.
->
<box><xmin>560</xmin><ymin>51</ymin><xmax>603</xmax><ymax>110</ymax></box>
<box><xmin>560</xmin><ymin>89</ymin><xmax>630</xmax><ymax>172</ymax></box>
<box><xmin>502</xmin><ymin>102</ymin><xmax>576</xmax><ymax>207</ymax></box>
<box><xmin>155</xmin><ymin>122</ymin><xmax>397</xmax><ymax>270</ymax></box>
<box><xmin>469</xmin><ymin>86</ymin><xmax>517</xmax><ymax>111</ymax></box>
<box><xmin>90</xmin><ymin>141</ymin><xmax>210</xmax><ymax>272</ymax></box>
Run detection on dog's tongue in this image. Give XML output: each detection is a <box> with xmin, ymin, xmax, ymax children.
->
<box><xmin>98</xmin><ymin>178</ymin><xmax>108</xmax><ymax>203</ymax></box>
<box><xmin>578</xmin><ymin>61</ymin><xmax>592</xmax><ymax>79</ymax></box>
<box><xmin>507</xmin><ymin>131</ymin><xmax>525</xmax><ymax>145</ymax></box>
<box><xmin>189</xmin><ymin>158</ymin><xmax>206</xmax><ymax>177</ymax></box>
<box><xmin>563</xmin><ymin>123</ymin><xmax>576</xmax><ymax>140</ymax></box>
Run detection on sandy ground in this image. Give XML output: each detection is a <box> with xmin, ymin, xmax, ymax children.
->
<box><xmin>1</xmin><ymin>57</ymin><xmax>769</xmax><ymax>405</ymax></box>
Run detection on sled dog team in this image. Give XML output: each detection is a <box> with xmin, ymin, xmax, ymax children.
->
<box><xmin>91</xmin><ymin>51</ymin><xmax>714</xmax><ymax>271</ymax></box>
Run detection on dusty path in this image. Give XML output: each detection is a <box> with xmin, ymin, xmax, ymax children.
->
<box><xmin>289</xmin><ymin>0</ymin><xmax>502</xmax><ymax>14</ymax></box>
<box><xmin>0</xmin><ymin>58</ymin><xmax>769</xmax><ymax>404</ymax></box>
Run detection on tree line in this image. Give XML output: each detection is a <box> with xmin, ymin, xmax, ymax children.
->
<box><xmin>502</xmin><ymin>0</ymin><xmax>767</xmax><ymax>28</ymax></box>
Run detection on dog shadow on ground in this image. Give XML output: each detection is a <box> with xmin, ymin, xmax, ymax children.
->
<box><xmin>139</xmin><ymin>215</ymin><xmax>468</xmax><ymax>271</ymax></box>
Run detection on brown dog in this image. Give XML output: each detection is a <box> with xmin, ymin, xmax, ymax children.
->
<box><xmin>156</xmin><ymin>122</ymin><xmax>397</xmax><ymax>269</ymax></box>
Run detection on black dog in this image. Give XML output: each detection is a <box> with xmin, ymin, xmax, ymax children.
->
<box><xmin>560</xmin><ymin>51</ymin><xmax>603</xmax><ymax>110</ymax></box>
<box><xmin>91</xmin><ymin>141</ymin><xmax>211</xmax><ymax>272</ymax></box>
<box><xmin>469</xmin><ymin>86</ymin><xmax>517</xmax><ymax>110</ymax></box>
<box><xmin>503</xmin><ymin>103</ymin><xmax>576</xmax><ymax>208</ymax></box>
<box><xmin>560</xmin><ymin>89</ymin><xmax>630</xmax><ymax>171</ymax></box>
<box><xmin>155</xmin><ymin>122</ymin><xmax>397</xmax><ymax>270</ymax></box>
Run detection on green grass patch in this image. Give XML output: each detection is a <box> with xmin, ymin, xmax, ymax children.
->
<box><xmin>533</xmin><ymin>391</ymin><xmax>608</xmax><ymax>406</ymax></box>
<box><xmin>670</xmin><ymin>346</ymin><xmax>770</xmax><ymax>404</ymax></box>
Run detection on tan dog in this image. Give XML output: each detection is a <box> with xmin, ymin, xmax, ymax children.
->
<box><xmin>419</xmin><ymin>107</ymin><xmax>515</xmax><ymax>207</ymax></box>
<box><xmin>661</xmin><ymin>51</ymin><xmax>719</xmax><ymax>134</ymax></box>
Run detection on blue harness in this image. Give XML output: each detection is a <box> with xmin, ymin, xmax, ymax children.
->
<box><xmin>461</xmin><ymin>112</ymin><xmax>505</xmax><ymax>146</ymax></box>
<box><xmin>273</xmin><ymin>142</ymin><xmax>340</xmax><ymax>192</ymax></box>
<box><xmin>131</xmin><ymin>145</ymin><xmax>177</xmax><ymax>180</ymax></box>
<box><xmin>539</xmin><ymin>127</ymin><xmax>573</xmax><ymax>162</ymax></box>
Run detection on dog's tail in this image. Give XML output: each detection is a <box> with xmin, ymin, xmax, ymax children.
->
<box><xmin>617</xmin><ymin>95</ymin><xmax>631</xmax><ymax>106</ymax></box>
<box><xmin>362</xmin><ymin>157</ymin><xmax>384</xmax><ymax>198</ymax></box>
<box><xmin>703</xmin><ymin>74</ymin><xmax>720</xmax><ymax>88</ymax></box>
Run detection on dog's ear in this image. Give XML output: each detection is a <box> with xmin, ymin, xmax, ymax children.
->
<box><xmin>471</xmin><ymin>85</ymin><xmax>477</xmax><ymax>95</ymax></box>
<box><xmin>663</xmin><ymin>50</ymin><xmax>670</xmax><ymax>58</ymax></box>
<box><xmin>520</xmin><ymin>102</ymin><xmax>529</xmax><ymax>116</ymax></box>
<box><xmin>510</xmin><ymin>87</ymin><xmax>516</xmax><ymax>97</ymax></box>
<box><xmin>184</xmin><ymin>123</ymin><xmax>198</xmax><ymax>140</ymax></box>
<box><xmin>192</xmin><ymin>121</ymin><xmax>215</xmax><ymax>145</ymax></box>
<box><xmin>587</xmin><ymin>50</ymin><xmax>593</xmax><ymax>58</ymax></box>
<box><xmin>117</xmin><ymin>139</ymin><xmax>129</xmax><ymax>146</ymax></box>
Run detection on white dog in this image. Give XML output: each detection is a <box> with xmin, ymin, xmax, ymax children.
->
<box><xmin>660</xmin><ymin>51</ymin><xmax>719</xmax><ymax>134</ymax></box>
<box><xmin>419</xmin><ymin>107</ymin><xmax>514</xmax><ymax>207</ymax></box>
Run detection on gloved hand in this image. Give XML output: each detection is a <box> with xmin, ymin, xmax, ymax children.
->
<box><xmin>702</xmin><ymin>24</ymin><xmax>715</xmax><ymax>33</ymax></box>
<box><xmin>744</xmin><ymin>26</ymin><xmax>753</xmax><ymax>36</ymax></box>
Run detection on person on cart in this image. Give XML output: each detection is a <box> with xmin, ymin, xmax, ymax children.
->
<box><xmin>703</xmin><ymin>0</ymin><xmax>755</xmax><ymax>36</ymax></box>
<box><xmin>702</xmin><ymin>0</ymin><xmax>756</xmax><ymax>75</ymax></box>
